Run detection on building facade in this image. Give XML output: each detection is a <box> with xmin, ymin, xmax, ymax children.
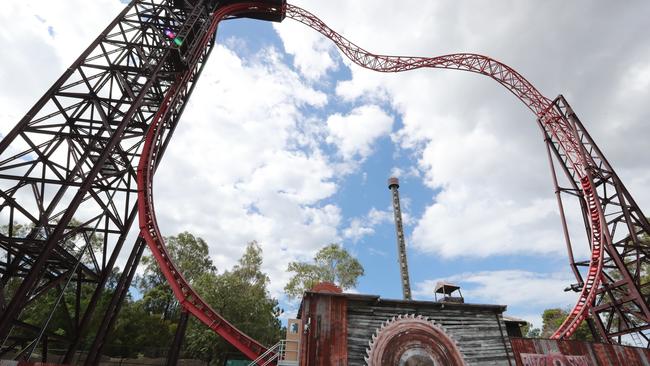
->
<box><xmin>296</xmin><ymin>284</ymin><xmax>513</xmax><ymax>366</ymax></box>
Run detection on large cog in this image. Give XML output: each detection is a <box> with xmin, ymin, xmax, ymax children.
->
<box><xmin>364</xmin><ymin>314</ymin><xmax>466</xmax><ymax>366</ymax></box>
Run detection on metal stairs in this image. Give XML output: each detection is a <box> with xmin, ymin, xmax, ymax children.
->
<box><xmin>247</xmin><ymin>340</ymin><xmax>298</xmax><ymax>366</ymax></box>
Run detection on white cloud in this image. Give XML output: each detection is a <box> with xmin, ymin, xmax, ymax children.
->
<box><xmin>414</xmin><ymin>269</ymin><xmax>580</xmax><ymax>330</ymax></box>
<box><xmin>412</xmin><ymin>194</ymin><xmax>566</xmax><ymax>258</ymax></box>
<box><xmin>623</xmin><ymin>62</ymin><xmax>650</xmax><ymax>93</ymax></box>
<box><xmin>153</xmin><ymin>45</ymin><xmax>342</xmax><ymax>295</ymax></box>
<box><xmin>273</xmin><ymin>19</ymin><xmax>338</xmax><ymax>80</ymax></box>
<box><xmin>414</xmin><ymin>270</ymin><xmax>576</xmax><ymax>309</ymax></box>
<box><xmin>342</xmin><ymin>207</ymin><xmax>393</xmax><ymax>243</ymax></box>
<box><xmin>390</xmin><ymin>166</ymin><xmax>421</xmax><ymax>180</ymax></box>
<box><xmin>343</xmin><ymin>218</ymin><xmax>374</xmax><ymax>243</ymax></box>
<box><xmin>367</xmin><ymin>207</ymin><xmax>393</xmax><ymax>226</ymax></box>
<box><xmin>0</xmin><ymin>0</ymin><xmax>124</xmax><ymax>133</ymax></box>
<box><xmin>326</xmin><ymin>105</ymin><xmax>394</xmax><ymax>161</ymax></box>
<box><xmin>281</xmin><ymin>0</ymin><xmax>650</xmax><ymax>262</ymax></box>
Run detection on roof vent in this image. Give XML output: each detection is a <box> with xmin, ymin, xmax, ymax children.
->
<box><xmin>434</xmin><ymin>281</ymin><xmax>464</xmax><ymax>304</ymax></box>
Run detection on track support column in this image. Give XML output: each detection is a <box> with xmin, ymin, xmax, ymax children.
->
<box><xmin>167</xmin><ymin>310</ymin><xmax>190</xmax><ymax>366</ymax></box>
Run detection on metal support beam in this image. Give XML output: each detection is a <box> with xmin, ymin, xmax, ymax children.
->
<box><xmin>539</xmin><ymin>95</ymin><xmax>650</xmax><ymax>344</ymax></box>
<box><xmin>166</xmin><ymin>310</ymin><xmax>190</xmax><ymax>366</ymax></box>
<box><xmin>0</xmin><ymin>0</ymin><xmax>222</xmax><ymax>356</ymax></box>
<box><xmin>81</xmin><ymin>237</ymin><xmax>146</xmax><ymax>366</ymax></box>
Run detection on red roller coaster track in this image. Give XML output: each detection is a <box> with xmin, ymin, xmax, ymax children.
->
<box><xmin>4</xmin><ymin>0</ymin><xmax>650</xmax><ymax>362</ymax></box>
<box><xmin>135</xmin><ymin>2</ymin><xmax>632</xmax><ymax>362</ymax></box>
<box><xmin>137</xmin><ymin>3</ymin><xmax>285</xmax><ymax>364</ymax></box>
<box><xmin>283</xmin><ymin>3</ymin><xmax>600</xmax><ymax>343</ymax></box>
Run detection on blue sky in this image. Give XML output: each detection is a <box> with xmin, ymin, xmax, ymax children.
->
<box><xmin>209</xmin><ymin>13</ymin><xmax>575</xmax><ymax>326</ymax></box>
<box><xmin>3</xmin><ymin>0</ymin><xmax>650</xmax><ymax>331</ymax></box>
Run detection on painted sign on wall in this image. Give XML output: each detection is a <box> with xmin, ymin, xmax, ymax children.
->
<box><xmin>520</xmin><ymin>353</ymin><xmax>589</xmax><ymax>366</ymax></box>
<box><xmin>511</xmin><ymin>338</ymin><xmax>650</xmax><ymax>366</ymax></box>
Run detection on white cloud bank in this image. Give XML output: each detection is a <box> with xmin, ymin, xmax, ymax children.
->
<box><xmin>415</xmin><ymin>270</ymin><xmax>576</xmax><ymax>308</ymax></box>
<box><xmin>0</xmin><ymin>0</ymin><xmax>124</xmax><ymax>132</ymax></box>
<box><xmin>326</xmin><ymin>105</ymin><xmax>394</xmax><ymax>161</ymax></box>
<box><xmin>343</xmin><ymin>207</ymin><xmax>393</xmax><ymax>243</ymax></box>
<box><xmin>415</xmin><ymin>270</ymin><xmax>578</xmax><ymax>328</ymax></box>
<box><xmin>6</xmin><ymin>0</ymin><xmax>650</xmax><ymax>312</ymax></box>
<box><xmin>273</xmin><ymin>18</ymin><xmax>338</xmax><ymax>80</ymax></box>
<box><xmin>153</xmin><ymin>45</ymin><xmax>342</xmax><ymax>295</ymax></box>
<box><xmin>283</xmin><ymin>0</ymin><xmax>650</xmax><ymax>261</ymax></box>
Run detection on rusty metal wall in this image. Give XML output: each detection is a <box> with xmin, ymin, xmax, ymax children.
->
<box><xmin>299</xmin><ymin>292</ymin><xmax>348</xmax><ymax>366</ymax></box>
<box><xmin>510</xmin><ymin>338</ymin><xmax>650</xmax><ymax>366</ymax></box>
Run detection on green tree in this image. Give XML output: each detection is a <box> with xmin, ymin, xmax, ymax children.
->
<box><xmin>541</xmin><ymin>308</ymin><xmax>593</xmax><ymax>341</ymax></box>
<box><xmin>0</xmin><ymin>222</ymin><xmax>32</xmax><ymax>310</ymax></box>
<box><xmin>520</xmin><ymin>322</ymin><xmax>541</xmax><ymax>338</ymax></box>
<box><xmin>104</xmin><ymin>299</ymin><xmax>176</xmax><ymax>358</ymax></box>
<box><xmin>138</xmin><ymin>231</ymin><xmax>216</xmax><ymax>320</ymax></box>
<box><xmin>1</xmin><ymin>229</ymin><xmax>282</xmax><ymax>362</ymax></box>
<box><xmin>102</xmin><ymin>232</ymin><xmax>218</xmax><ymax>358</ymax></box>
<box><xmin>0</xmin><ymin>220</ymin><xmax>108</xmax><ymax>345</ymax></box>
<box><xmin>184</xmin><ymin>241</ymin><xmax>283</xmax><ymax>364</ymax></box>
<box><xmin>637</xmin><ymin>229</ymin><xmax>650</xmax><ymax>298</ymax></box>
<box><xmin>527</xmin><ymin>327</ymin><xmax>541</xmax><ymax>338</ymax></box>
<box><xmin>284</xmin><ymin>243</ymin><xmax>364</xmax><ymax>299</ymax></box>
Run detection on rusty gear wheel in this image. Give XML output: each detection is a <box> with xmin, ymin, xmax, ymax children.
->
<box><xmin>364</xmin><ymin>314</ymin><xmax>466</xmax><ymax>366</ymax></box>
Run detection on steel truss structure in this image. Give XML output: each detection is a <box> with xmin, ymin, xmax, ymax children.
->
<box><xmin>0</xmin><ymin>0</ymin><xmax>284</xmax><ymax>363</ymax></box>
<box><xmin>541</xmin><ymin>96</ymin><xmax>650</xmax><ymax>344</ymax></box>
<box><xmin>286</xmin><ymin>4</ymin><xmax>650</xmax><ymax>345</ymax></box>
<box><xmin>0</xmin><ymin>0</ymin><xmax>649</xmax><ymax>364</ymax></box>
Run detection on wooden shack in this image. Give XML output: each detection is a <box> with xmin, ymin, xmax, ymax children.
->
<box><xmin>296</xmin><ymin>284</ymin><xmax>514</xmax><ymax>366</ymax></box>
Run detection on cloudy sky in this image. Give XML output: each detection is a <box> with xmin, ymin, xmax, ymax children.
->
<box><xmin>2</xmin><ymin>0</ymin><xmax>650</xmax><ymax>330</ymax></box>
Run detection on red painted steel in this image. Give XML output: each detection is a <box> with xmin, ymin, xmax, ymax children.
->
<box><xmin>310</xmin><ymin>282</ymin><xmax>343</xmax><ymax>294</ymax></box>
<box><xmin>298</xmin><ymin>292</ymin><xmax>348</xmax><ymax>365</ymax></box>
<box><xmin>510</xmin><ymin>338</ymin><xmax>650</xmax><ymax>365</ymax></box>
<box><xmin>365</xmin><ymin>315</ymin><xmax>465</xmax><ymax>365</ymax></box>
<box><xmin>552</xmin><ymin>177</ymin><xmax>604</xmax><ymax>339</ymax></box>
<box><xmin>9</xmin><ymin>0</ymin><xmax>646</xmax><ymax>358</ymax></box>
<box><xmin>284</xmin><ymin>3</ymin><xmax>602</xmax><ymax>341</ymax></box>
<box><xmin>133</xmin><ymin>2</ymin><xmax>641</xmax><ymax>357</ymax></box>
<box><xmin>136</xmin><ymin>3</ymin><xmax>285</xmax><ymax>364</ymax></box>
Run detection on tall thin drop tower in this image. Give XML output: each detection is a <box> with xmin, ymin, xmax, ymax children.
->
<box><xmin>388</xmin><ymin>177</ymin><xmax>412</xmax><ymax>300</ymax></box>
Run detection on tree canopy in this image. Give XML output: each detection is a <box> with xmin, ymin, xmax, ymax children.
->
<box><xmin>131</xmin><ymin>235</ymin><xmax>282</xmax><ymax>363</ymax></box>
<box><xmin>138</xmin><ymin>231</ymin><xmax>215</xmax><ymax>320</ymax></box>
<box><xmin>184</xmin><ymin>241</ymin><xmax>283</xmax><ymax>363</ymax></box>
<box><xmin>5</xmin><ymin>231</ymin><xmax>281</xmax><ymax>363</ymax></box>
<box><xmin>284</xmin><ymin>243</ymin><xmax>364</xmax><ymax>298</ymax></box>
<box><xmin>540</xmin><ymin>308</ymin><xmax>593</xmax><ymax>341</ymax></box>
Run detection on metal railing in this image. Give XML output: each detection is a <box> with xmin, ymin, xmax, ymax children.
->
<box><xmin>247</xmin><ymin>340</ymin><xmax>299</xmax><ymax>366</ymax></box>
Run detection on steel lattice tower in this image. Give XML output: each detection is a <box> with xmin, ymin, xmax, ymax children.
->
<box><xmin>0</xmin><ymin>0</ymin><xmax>283</xmax><ymax>362</ymax></box>
<box><xmin>2</xmin><ymin>1</ymin><xmax>650</xmax><ymax>362</ymax></box>
<box><xmin>539</xmin><ymin>96</ymin><xmax>650</xmax><ymax>344</ymax></box>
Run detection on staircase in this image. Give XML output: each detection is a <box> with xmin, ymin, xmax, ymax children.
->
<box><xmin>247</xmin><ymin>340</ymin><xmax>299</xmax><ymax>366</ymax></box>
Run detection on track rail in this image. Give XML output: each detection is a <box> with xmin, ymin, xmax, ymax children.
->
<box><xmin>284</xmin><ymin>4</ymin><xmax>604</xmax><ymax>340</ymax></box>
<box><xmin>136</xmin><ymin>4</ymin><xmax>604</xmax><ymax>361</ymax></box>
<box><xmin>137</xmin><ymin>3</ymin><xmax>283</xmax><ymax>364</ymax></box>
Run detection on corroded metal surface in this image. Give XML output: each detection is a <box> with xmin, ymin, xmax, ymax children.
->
<box><xmin>311</xmin><ymin>282</ymin><xmax>343</xmax><ymax>294</ymax></box>
<box><xmin>511</xmin><ymin>338</ymin><xmax>650</xmax><ymax>366</ymax></box>
<box><xmin>365</xmin><ymin>314</ymin><xmax>466</xmax><ymax>366</ymax></box>
<box><xmin>299</xmin><ymin>292</ymin><xmax>348</xmax><ymax>366</ymax></box>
